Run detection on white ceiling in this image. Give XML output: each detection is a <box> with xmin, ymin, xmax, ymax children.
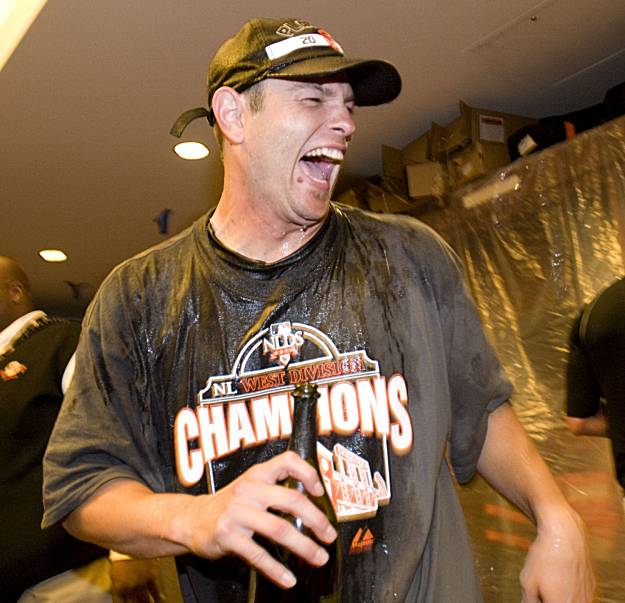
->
<box><xmin>2</xmin><ymin>0</ymin><xmax>625</xmax><ymax>316</ymax></box>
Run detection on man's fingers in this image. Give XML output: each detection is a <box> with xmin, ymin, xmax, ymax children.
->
<box><xmin>227</xmin><ymin>529</ymin><xmax>297</xmax><ymax>589</ymax></box>
<box><xmin>253</xmin><ymin>451</ymin><xmax>325</xmax><ymax>497</ymax></box>
<box><xmin>215</xmin><ymin>500</ymin><xmax>332</xmax><ymax>568</ymax></box>
<box><xmin>185</xmin><ymin>449</ymin><xmax>338</xmax><ymax>577</ymax></box>
<box><xmin>246</xmin><ymin>505</ymin><xmax>331</xmax><ymax>566</ymax></box>
<box><xmin>266</xmin><ymin>485</ymin><xmax>337</xmax><ymax>545</ymax></box>
<box><xmin>231</xmin><ymin>477</ymin><xmax>337</xmax><ymax>544</ymax></box>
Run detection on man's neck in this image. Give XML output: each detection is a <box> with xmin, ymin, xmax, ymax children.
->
<box><xmin>210</xmin><ymin>192</ymin><xmax>326</xmax><ymax>264</ymax></box>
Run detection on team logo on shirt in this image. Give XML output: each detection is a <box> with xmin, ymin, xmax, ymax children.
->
<box><xmin>0</xmin><ymin>360</ymin><xmax>28</xmax><ymax>381</ymax></box>
<box><xmin>173</xmin><ymin>321</ymin><xmax>413</xmax><ymax>521</ymax></box>
<box><xmin>262</xmin><ymin>322</ymin><xmax>304</xmax><ymax>366</ymax></box>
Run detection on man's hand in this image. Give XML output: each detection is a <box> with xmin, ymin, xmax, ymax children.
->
<box><xmin>65</xmin><ymin>450</ymin><xmax>337</xmax><ymax>591</ymax></box>
<box><xmin>171</xmin><ymin>450</ymin><xmax>337</xmax><ymax>589</ymax></box>
<box><xmin>519</xmin><ymin>507</ymin><xmax>595</xmax><ymax>602</ymax></box>
<box><xmin>477</xmin><ymin>404</ymin><xmax>596</xmax><ymax>603</ymax></box>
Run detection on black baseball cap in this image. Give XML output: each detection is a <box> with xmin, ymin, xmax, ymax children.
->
<box><xmin>170</xmin><ymin>17</ymin><xmax>401</xmax><ymax>137</ymax></box>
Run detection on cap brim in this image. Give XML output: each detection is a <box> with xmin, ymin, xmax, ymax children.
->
<box><xmin>171</xmin><ymin>55</ymin><xmax>402</xmax><ymax>136</ymax></box>
<box><xmin>268</xmin><ymin>56</ymin><xmax>401</xmax><ymax>106</ymax></box>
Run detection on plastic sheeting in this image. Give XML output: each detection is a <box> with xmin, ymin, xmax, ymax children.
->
<box><xmin>417</xmin><ymin>116</ymin><xmax>625</xmax><ymax>602</ymax></box>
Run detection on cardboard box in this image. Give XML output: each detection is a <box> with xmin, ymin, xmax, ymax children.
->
<box><xmin>335</xmin><ymin>187</ymin><xmax>368</xmax><ymax>209</ymax></box>
<box><xmin>440</xmin><ymin>112</ymin><xmax>468</xmax><ymax>154</ymax></box>
<box><xmin>448</xmin><ymin>141</ymin><xmax>510</xmax><ymax>187</ymax></box>
<box><xmin>402</xmin><ymin>131</ymin><xmax>431</xmax><ymax>164</ymax></box>
<box><xmin>429</xmin><ymin>122</ymin><xmax>448</xmax><ymax>161</ymax></box>
<box><xmin>405</xmin><ymin>161</ymin><xmax>448</xmax><ymax>200</ymax></box>
<box><xmin>381</xmin><ymin>145</ymin><xmax>407</xmax><ymax>193</ymax></box>
<box><xmin>435</xmin><ymin>101</ymin><xmax>536</xmax><ymax>158</ymax></box>
<box><xmin>381</xmin><ymin>145</ymin><xmax>403</xmax><ymax>179</ymax></box>
<box><xmin>366</xmin><ymin>188</ymin><xmax>416</xmax><ymax>213</ymax></box>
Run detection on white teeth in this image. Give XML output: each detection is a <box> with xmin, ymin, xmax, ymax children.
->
<box><xmin>303</xmin><ymin>147</ymin><xmax>344</xmax><ymax>161</ymax></box>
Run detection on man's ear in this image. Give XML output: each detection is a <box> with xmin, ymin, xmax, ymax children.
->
<box><xmin>7</xmin><ymin>280</ymin><xmax>25</xmax><ymax>304</ymax></box>
<box><xmin>212</xmin><ymin>87</ymin><xmax>245</xmax><ymax>144</ymax></box>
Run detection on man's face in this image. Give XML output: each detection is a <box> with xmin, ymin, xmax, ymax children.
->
<box><xmin>240</xmin><ymin>77</ymin><xmax>356</xmax><ymax>230</ymax></box>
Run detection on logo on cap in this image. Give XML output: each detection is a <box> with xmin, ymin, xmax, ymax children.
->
<box><xmin>276</xmin><ymin>20</ymin><xmax>310</xmax><ymax>37</ymax></box>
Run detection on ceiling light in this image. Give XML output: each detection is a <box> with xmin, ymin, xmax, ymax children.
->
<box><xmin>39</xmin><ymin>249</ymin><xmax>67</xmax><ymax>262</ymax></box>
<box><xmin>0</xmin><ymin>0</ymin><xmax>48</xmax><ymax>72</ymax></box>
<box><xmin>174</xmin><ymin>141</ymin><xmax>209</xmax><ymax>160</ymax></box>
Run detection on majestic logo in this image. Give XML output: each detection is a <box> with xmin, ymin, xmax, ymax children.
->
<box><xmin>275</xmin><ymin>20</ymin><xmax>310</xmax><ymax>37</ymax></box>
<box><xmin>0</xmin><ymin>360</ymin><xmax>28</xmax><ymax>382</ymax></box>
<box><xmin>173</xmin><ymin>322</ymin><xmax>413</xmax><ymax>521</ymax></box>
<box><xmin>349</xmin><ymin>527</ymin><xmax>375</xmax><ymax>555</ymax></box>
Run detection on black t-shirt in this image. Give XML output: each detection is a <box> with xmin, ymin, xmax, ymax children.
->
<box><xmin>44</xmin><ymin>204</ymin><xmax>511</xmax><ymax>602</ymax></box>
<box><xmin>0</xmin><ymin>317</ymin><xmax>105</xmax><ymax>601</ymax></box>
<box><xmin>566</xmin><ymin>277</ymin><xmax>625</xmax><ymax>486</ymax></box>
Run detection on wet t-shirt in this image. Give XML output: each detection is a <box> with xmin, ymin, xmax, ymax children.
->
<box><xmin>43</xmin><ymin>204</ymin><xmax>511</xmax><ymax>602</ymax></box>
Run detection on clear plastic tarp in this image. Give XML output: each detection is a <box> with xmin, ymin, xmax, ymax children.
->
<box><xmin>418</xmin><ymin>116</ymin><xmax>625</xmax><ymax>602</ymax></box>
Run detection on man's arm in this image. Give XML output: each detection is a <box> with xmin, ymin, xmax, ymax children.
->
<box><xmin>565</xmin><ymin>313</ymin><xmax>604</xmax><ymax>440</ymax></box>
<box><xmin>566</xmin><ymin>409</ymin><xmax>608</xmax><ymax>437</ymax></box>
<box><xmin>477</xmin><ymin>403</ymin><xmax>595</xmax><ymax>603</ymax></box>
<box><xmin>63</xmin><ymin>450</ymin><xmax>336</xmax><ymax>590</ymax></box>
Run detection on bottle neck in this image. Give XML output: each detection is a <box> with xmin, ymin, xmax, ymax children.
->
<box><xmin>288</xmin><ymin>383</ymin><xmax>319</xmax><ymax>462</ymax></box>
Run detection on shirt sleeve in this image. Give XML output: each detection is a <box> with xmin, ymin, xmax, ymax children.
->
<box><xmin>565</xmin><ymin>312</ymin><xmax>602</xmax><ymax>418</ymax></box>
<box><xmin>42</xmin><ymin>268</ymin><xmax>166</xmax><ymax>528</ymax></box>
<box><xmin>436</xmin><ymin>240</ymin><xmax>513</xmax><ymax>484</ymax></box>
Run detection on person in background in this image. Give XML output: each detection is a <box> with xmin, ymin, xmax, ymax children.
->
<box><xmin>42</xmin><ymin>18</ymin><xmax>594</xmax><ymax>602</ymax></box>
<box><xmin>0</xmin><ymin>256</ymin><xmax>110</xmax><ymax>602</ymax></box>
<box><xmin>566</xmin><ymin>277</ymin><xmax>625</xmax><ymax>494</ymax></box>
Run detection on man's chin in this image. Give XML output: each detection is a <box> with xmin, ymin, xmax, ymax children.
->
<box><xmin>296</xmin><ymin>198</ymin><xmax>331</xmax><ymax>228</ymax></box>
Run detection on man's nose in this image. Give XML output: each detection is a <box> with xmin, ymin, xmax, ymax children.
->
<box><xmin>329</xmin><ymin>104</ymin><xmax>356</xmax><ymax>138</ymax></box>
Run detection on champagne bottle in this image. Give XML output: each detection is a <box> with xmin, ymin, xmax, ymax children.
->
<box><xmin>248</xmin><ymin>382</ymin><xmax>342</xmax><ymax>602</ymax></box>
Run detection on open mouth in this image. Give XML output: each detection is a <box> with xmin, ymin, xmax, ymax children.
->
<box><xmin>299</xmin><ymin>147</ymin><xmax>344</xmax><ymax>184</ymax></box>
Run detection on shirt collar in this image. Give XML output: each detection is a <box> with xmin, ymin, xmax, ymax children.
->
<box><xmin>0</xmin><ymin>310</ymin><xmax>47</xmax><ymax>356</ymax></box>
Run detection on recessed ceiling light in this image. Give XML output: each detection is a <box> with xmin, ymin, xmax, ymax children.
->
<box><xmin>174</xmin><ymin>141</ymin><xmax>209</xmax><ymax>160</ymax></box>
<box><xmin>0</xmin><ymin>0</ymin><xmax>48</xmax><ymax>72</ymax></box>
<box><xmin>39</xmin><ymin>249</ymin><xmax>67</xmax><ymax>262</ymax></box>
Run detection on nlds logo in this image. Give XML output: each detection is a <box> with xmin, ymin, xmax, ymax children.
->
<box><xmin>262</xmin><ymin>322</ymin><xmax>304</xmax><ymax>366</ymax></box>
